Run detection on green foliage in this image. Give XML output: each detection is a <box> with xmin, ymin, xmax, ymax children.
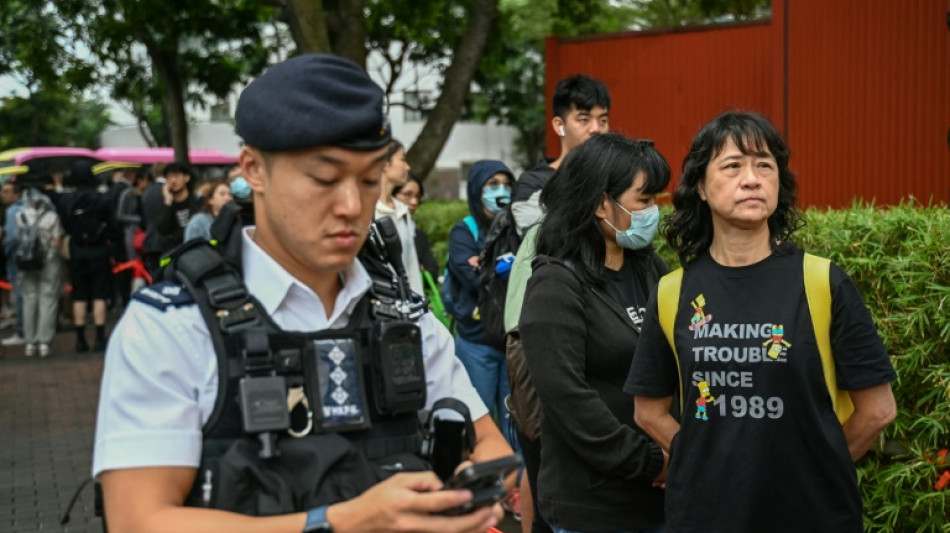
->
<box><xmin>0</xmin><ymin>88</ymin><xmax>112</xmax><ymax>148</ymax></box>
<box><xmin>419</xmin><ymin>201</ymin><xmax>950</xmax><ymax>531</ymax></box>
<box><xmin>414</xmin><ymin>199</ymin><xmax>470</xmax><ymax>266</ymax></box>
<box><xmin>797</xmin><ymin>202</ymin><xmax>950</xmax><ymax>532</ymax></box>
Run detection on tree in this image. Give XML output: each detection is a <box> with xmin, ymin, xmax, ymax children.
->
<box><xmin>0</xmin><ymin>1</ymin><xmax>106</xmax><ymax>147</ymax></box>
<box><xmin>54</xmin><ymin>0</ymin><xmax>276</xmax><ymax>163</ymax></box>
<box><xmin>268</xmin><ymin>0</ymin><xmax>500</xmax><ymax>178</ymax></box>
<box><xmin>0</xmin><ymin>89</ymin><xmax>112</xmax><ymax>148</ymax></box>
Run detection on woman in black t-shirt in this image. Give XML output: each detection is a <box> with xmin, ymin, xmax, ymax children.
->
<box><xmin>519</xmin><ymin>133</ymin><xmax>670</xmax><ymax>533</ymax></box>
<box><xmin>629</xmin><ymin>112</ymin><xmax>897</xmax><ymax>533</ymax></box>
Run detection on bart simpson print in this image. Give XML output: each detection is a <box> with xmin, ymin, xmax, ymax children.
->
<box><xmin>762</xmin><ymin>324</ymin><xmax>792</xmax><ymax>360</ymax></box>
<box><xmin>695</xmin><ymin>381</ymin><xmax>716</xmax><ymax>421</ymax></box>
<box><xmin>688</xmin><ymin>294</ymin><xmax>713</xmax><ymax>331</ymax></box>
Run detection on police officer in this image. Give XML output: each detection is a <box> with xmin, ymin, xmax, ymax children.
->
<box><xmin>93</xmin><ymin>54</ymin><xmax>512</xmax><ymax>533</ymax></box>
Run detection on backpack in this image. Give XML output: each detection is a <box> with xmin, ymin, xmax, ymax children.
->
<box><xmin>441</xmin><ymin>215</ymin><xmax>478</xmax><ymax>323</ymax></box>
<box><xmin>657</xmin><ymin>253</ymin><xmax>854</xmax><ymax>425</ymax></box>
<box><xmin>67</xmin><ymin>191</ymin><xmax>108</xmax><ymax>246</ymax></box>
<box><xmin>14</xmin><ymin>210</ymin><xmax>49</xmax><ymax>271</ymax></box>
<box><xmin>477</xmin><ymin>206</ymin><xmax>522</xmax><ymax>350</ymax></box>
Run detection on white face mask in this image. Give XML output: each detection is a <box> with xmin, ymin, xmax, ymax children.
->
<box><xmin>602</xmin><ymin>202</ymin><xmax>659</xmax><ymax>250</ymax></box>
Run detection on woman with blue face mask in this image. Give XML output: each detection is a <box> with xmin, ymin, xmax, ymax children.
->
<box><xmin>445</xmin><ymin>160</ymin><xmax>519</xmax><ymax>455</ymax></box>
<box><xmin>519</xmin><ymin>134</ymin><xmax>671</xmax><ymax>533</ymax></box>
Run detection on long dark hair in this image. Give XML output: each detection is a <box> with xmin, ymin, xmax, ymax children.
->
<box><xmin>664</xmin><ymin>111</ymin><xmax>804</xmax><ymax>267</ymax></box>
<box><xmin>536</xmin><ymin>133</ymin><xmax>670</xmax><ymax>287</ymax></box>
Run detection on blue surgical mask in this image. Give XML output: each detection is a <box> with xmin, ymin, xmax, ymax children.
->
<box><xmin>230</xmin><ymin>176</ymin><xmax>251</xmax><ymax>199</ymax></box>
<box><xmin>482</xmin><ymin>184</ymin><xmax>511</xmax><ymax>214</ymax></box>
<box><xmin>602</xmin><ymin>202</ymin><xmax>659</xmax><ymax>250</ymax></box>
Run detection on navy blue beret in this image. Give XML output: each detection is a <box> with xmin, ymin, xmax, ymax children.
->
<box><xmin>235</xmin><ymin>54</ymin><xmax>391</xmax><ymax>152</ymax></box>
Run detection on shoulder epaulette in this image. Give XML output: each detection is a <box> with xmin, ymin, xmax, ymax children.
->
<box><xmin>132</xmin><ymin>281</ymin><xmax>196</xmax><ymax>311</ymax></box>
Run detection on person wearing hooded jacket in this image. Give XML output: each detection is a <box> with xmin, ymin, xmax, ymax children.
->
<box><xmin>447</xmin><ymin>160</ymin><xmax>517</xmax><ymax>450</ymax></box>
<box><xmin>520</xmin><ymin>134</ymin><xmax>670</xmax><ymax>533</ymax></box>
<box><xmin>61</xmin><ymin>161</ymin><xmax>113</xmax><ymax>352</ymax></box>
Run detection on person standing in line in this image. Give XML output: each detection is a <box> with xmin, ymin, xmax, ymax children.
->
<box><xmin>140</xmin><ymin>165</ymin><xmax>167</xmax><ymax>277</ymax></box>
<box><xmin>520</xmin><ymin>134</ymin><xmax>670</xmax><ymax>533</ymax></box>
<box><xmin>393</xmin><ymin>174</ymin><xmax>439</xmax><ymax>282</ymax></box>
<box><xmin>503</xmin><ymin>74</ymin><xmax>612</xmax><ymax>533</ymax></box>
<box><xmin>509</xmin><ymin>75</ymin><xmax>611</xmax><ymax>236</ymax></box>
<box><xmin>62</xmin><ymin>161</ymin><xmax>114</xmax><ymax>353</ymax></box>
<box><xmin>1</xmin><ymin>180</ymin><xmax>25</xmax><ymax>346</ymax></box>
<box><xmin>184</xmin><ymin>178</ymin><xmax>234</xmax><ymax>241</ymax></box>
<box><xmin>630</xmin><ymin>111</ymin><xmax>897</xmax><ymax>533</ymax></box>
<box><xmin>374</xmin><ymin>140</ymin><xmax>424</xmax><ymax>295</ymax></box>
<box><xmin>447</xmin><ymin>161</ymin><xmax>518</xmax><ymax>452</ymax></box>
<box><xmin>156</xmin><ymin>162</ymin><xmax>202</xmax><ymax>254</ymax></box>
<box><xmin>17</xmin><ymin>186</ymin><xmax>64</xmax><ymax>358</ymax></box>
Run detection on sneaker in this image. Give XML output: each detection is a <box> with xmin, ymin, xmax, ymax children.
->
<box><xmin>24</xmin><ymin>343</ymin><xmax>37</xmax><ymax>357</ymax></box>
<box><xmin>39</xmin><ymin>344</ymin><xmax>51</xmax><ymax>358</ymax></box>
<box><xmin>2</xmin><ymin>334</ymin><xmax>25</xmax><ymax>346</ymax></box>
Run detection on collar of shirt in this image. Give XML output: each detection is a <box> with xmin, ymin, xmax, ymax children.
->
<box><xmin>240</xmin><ymin>227</ymin><xmax>373</xmax><ymax>332</ymax></box>
<box><xmin>375</xmin><ymin>197</ymin><xmax>409</xmax><ymax>219</ymax></box>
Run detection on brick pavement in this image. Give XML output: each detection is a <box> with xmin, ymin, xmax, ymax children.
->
<box><xmin>1</xmin><ymin>328</ymin><xmax>105</xmax><ymax>532</ymax></box>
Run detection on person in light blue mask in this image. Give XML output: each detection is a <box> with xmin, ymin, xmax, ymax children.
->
<box><xmin>446</xmin><ymin>160</ymin><xmax>517</xmax><ymax>452</ymax></box>
<box><xmin>519</xmin><ymin>133</ymin><xmax>672</xmax><ymax>533</ymax></box>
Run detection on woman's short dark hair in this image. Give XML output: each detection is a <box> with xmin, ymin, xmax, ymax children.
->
<box><xmin>536</xmin><ymin>133</ymin><xmax>670</xmax><ymax>287</ymax></box>
<box><xmin>665</xmin><ymin>111</ymin><xmax>804</xmax><ymax>267</ymax></box>
<box><xmin>384</xmin><ymin>139</ymin><xmax>404</xmax><ymax>162</ymax></box>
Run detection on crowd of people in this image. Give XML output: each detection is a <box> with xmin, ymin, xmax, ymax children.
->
<box><xmin>0</xmin><ymin>158</ymin><xmax>247</xmax><ymax>357</ymax></box>
<box><xmin>82</xmin><ymin>52</ymin><xmax>896</xmax><ymax>533</ymax></box>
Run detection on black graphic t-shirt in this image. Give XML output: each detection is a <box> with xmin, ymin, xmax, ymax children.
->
<box><xmin>625</xmin><ymin>248</ymin><xmax>896</xmax><ymax>533</ymax></box>
<box><xmin>605</xmin><ymin>258</ymin><xmax>650</xmax><ymax>329</ymax></box>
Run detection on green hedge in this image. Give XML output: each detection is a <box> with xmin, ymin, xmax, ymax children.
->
<box><xmin>415</xmin><ymin>201</ymin><xmax>950</xmax><ymax>531</ymax></box>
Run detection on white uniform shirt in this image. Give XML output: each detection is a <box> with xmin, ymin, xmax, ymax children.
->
<box><xmin>374</xmin><ymin>198</ymin><xmax>424</xmax><ymax>295</ymax></box>
<box><xmin>92</xmin><ymin>228</ymin><xmax>487</xmax><ymax>477</ymax></box>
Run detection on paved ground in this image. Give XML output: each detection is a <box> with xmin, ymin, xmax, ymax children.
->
<box><xmin>0</xmin><ymin>323</ymin><xmax>521</xmax><ymax>533</ymax></box>
<box><xmin>0</xmin><ymin>327</ymin><xmax>104</xmax><ymax>532</ymax></box>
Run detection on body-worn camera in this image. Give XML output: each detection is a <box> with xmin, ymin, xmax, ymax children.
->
<box><xmin>362</xmin><ymin>217</ymin><xmax>428</xmax><ymax>416</ymax></box>
<box><xmin>373</xmin><ymin>320</ymin><xmax>426</xmax><ymax>415</ymax></box>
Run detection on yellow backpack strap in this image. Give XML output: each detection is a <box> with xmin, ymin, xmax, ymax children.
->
<box><xmin>803</xmin><ymin>253</ymin><xmax>854</xmax><ymax>425</ymax></box>
<box><xmin>657</xmin><ymin>268</ymin><xmax>685</xmax><ymax>416</ymax></box>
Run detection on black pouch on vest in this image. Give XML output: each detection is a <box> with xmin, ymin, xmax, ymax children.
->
<box><xmin>211</xmin><ymin>433</ymin><xmax>388</xmax><ymax>515</ymax></box>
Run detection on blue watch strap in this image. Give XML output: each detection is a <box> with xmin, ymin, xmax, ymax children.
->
<box><xmin>303</xmin><ymin>505</ymin><xmax>332</xmax><ymax>533</ymax></box>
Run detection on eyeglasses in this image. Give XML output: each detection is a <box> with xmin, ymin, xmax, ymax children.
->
<box><xmin>395</xmin><ymin>191</ymin><xmax>422</xmax><ymax>202</ymax></box>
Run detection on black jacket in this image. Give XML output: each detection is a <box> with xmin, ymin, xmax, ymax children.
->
<box><xmin>520</xmin><ymin>253</ymin><xmax>667</xmax><ymax>531</ymax></box>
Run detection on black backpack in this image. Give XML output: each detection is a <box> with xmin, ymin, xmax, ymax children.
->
<box><xmin>477</xmin><ymin>206</ymin><xmax>522</xmax><ymax>350</ymax></box>
<box><xmin>67</xmin><ymin>190</ymin><xmax>108</xmax><ymax>246</ymax></box>
<box><xmin>14</xmin><ymin>210</ymin><xmax>49</xmax><ymax>271</ymax></box>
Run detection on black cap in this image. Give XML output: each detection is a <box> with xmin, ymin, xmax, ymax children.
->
<box><xmin>235</xmin><ymin>54</ymin><xmax>391</xmax><ymax>152</ymax></box>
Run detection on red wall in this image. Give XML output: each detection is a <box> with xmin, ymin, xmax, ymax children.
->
<box><xmin>545</xmin><ymin>0</ymin><xmax>950</xmax><ymax>208</ymax></box>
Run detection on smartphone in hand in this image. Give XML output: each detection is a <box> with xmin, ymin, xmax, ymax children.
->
<box><xmin>440</xmin><ymin>455</ymin><xmax>521</xmax><ymax>516</ymax></box>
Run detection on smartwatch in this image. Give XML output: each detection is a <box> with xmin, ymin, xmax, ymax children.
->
<box><xmin>303</xmin><ymin>505</ymin><xmax>333</xmax><ymax>533</ymax></box>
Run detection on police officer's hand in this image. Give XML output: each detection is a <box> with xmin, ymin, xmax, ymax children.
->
<box><xmin>326</xmin><ymin>471</ymin><xmax>500</xmax><ymax>533</ymax></box>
